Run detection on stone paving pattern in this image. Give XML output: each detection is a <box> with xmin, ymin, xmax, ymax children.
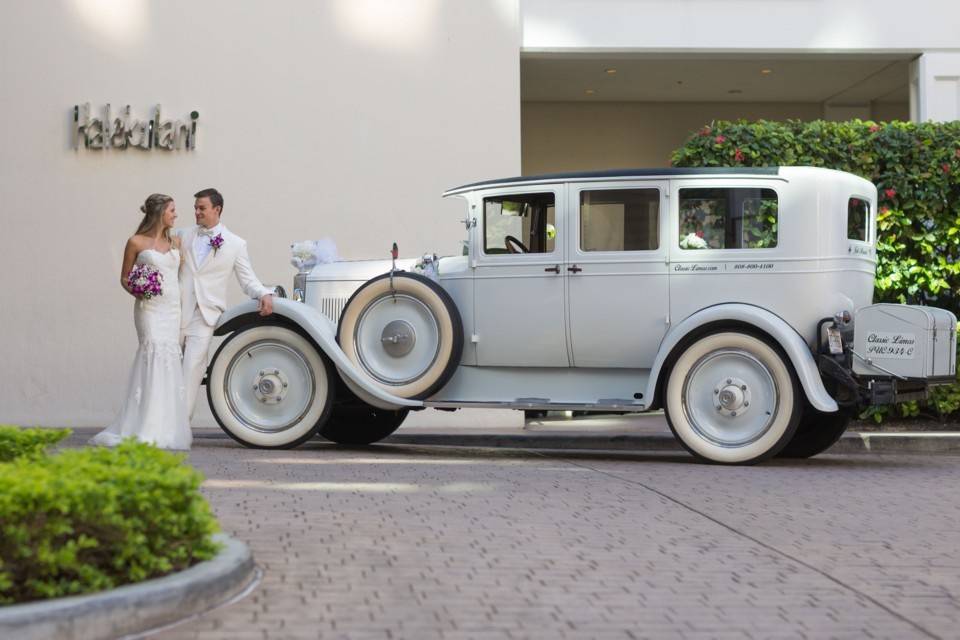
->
<box><xmin>113</xmin><ymin>438</ymin><xmax>960</xmax><ymax>639</ymax></box>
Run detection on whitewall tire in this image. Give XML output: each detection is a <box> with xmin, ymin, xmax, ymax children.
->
<box><xmin>664</xmin><ymin>331</ymin><xmax>801</xmax><ymax>464</ymax></box>
<box><xmin>337</xmin><ymin>272</ymin><xmax>463</xmax><ymax>400</ymax></box>
<box><xmin>207</xmin><ymin>324</ymin><xmax>334</xmax><ymax>448</ymax></box>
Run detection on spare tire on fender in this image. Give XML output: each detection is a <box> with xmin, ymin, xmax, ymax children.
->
<box><xmin>337</xmin><ymin>271</ymin><xmax>463</xmax><ymax>399</ymax></box>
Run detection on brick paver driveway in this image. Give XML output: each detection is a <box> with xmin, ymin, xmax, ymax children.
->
<box><xmin>152</xmin><ymin>440</ymin><xmax>960</xmax><ymax>640</ymax></box>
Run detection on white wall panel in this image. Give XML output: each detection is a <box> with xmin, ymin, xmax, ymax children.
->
<box><xmin>0</xmin><ymin>0</ymin><xmax>520</xmax><ymax>427</ymax></box>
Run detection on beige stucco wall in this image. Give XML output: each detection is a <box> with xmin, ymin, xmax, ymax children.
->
<box><xmin>521</xmin><ymin>101</ymin><xmax>908</xmax><ymax>174</ymax></box>
<box><xmin>0</xmin><ymin>0</ymin><xmax>520</xmax><ymax>427</ymax></box>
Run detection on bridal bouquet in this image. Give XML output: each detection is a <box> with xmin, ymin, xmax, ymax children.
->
<box><xmin>127</xmin><ymin>263</ymin><xmax>163</xmax><ymax>299</ymax></box>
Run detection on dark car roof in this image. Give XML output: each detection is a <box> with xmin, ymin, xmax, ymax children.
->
<box><xmin>443</xmin><ymin>166</ymin><xmax>781</xmax><ymax>196</ymax></box>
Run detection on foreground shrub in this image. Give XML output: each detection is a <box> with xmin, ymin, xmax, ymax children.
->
<box><xmin>0</xmin><ymin>426</ymin><xmax>70</xmax><ymax>462</ymax></box>
<box><xmin>672</xmin><ymin>119</ymin><xmax>960</xmax><ymax>421</ymax></box>
<box><xmin>0</xmin><ymin>441</ymin><xmax>220</xmax><ymax>604</ymax></box>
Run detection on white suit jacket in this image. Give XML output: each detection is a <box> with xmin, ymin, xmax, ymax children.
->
<box><xmin>178</xmin><ymin>225</ymin><xmax>272</xmax><ymax>328</ymax></box>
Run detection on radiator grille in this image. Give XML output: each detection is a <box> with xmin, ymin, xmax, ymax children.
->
<box><xmin>319</xmin><ymin>297</ymin><xmax>348</xmax><ymax>324</ymax></box>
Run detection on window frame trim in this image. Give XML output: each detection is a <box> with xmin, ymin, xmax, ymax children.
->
<box><xmin>673</xmin><ymin>183</ymin><xmax>783</xmax><ymax>253</ymax></box>
<box><xmin>847</xmin><ymin>194</ymin><xmax>874</xmax><ymax>245</ymax></box>
<box><xmin>476</xmin><ymin>185</ymin><xmax>563</xmax><ymax>261</ymax></box>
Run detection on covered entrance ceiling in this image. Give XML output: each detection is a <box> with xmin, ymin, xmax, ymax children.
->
<box><xmin>521</xmin><ymin>53</ymin><xmax>912</xmax><ymax>105</ymax></box>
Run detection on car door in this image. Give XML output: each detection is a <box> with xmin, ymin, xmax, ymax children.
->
<box><xmin>473</xmin><ymin>185</ymin><xmax>570</xmax><ymax>367</ymax></box>
<box><xmin>566</xmin><ymin>181</ymin><xmax>670</xmax><ymax>368</ymax></box>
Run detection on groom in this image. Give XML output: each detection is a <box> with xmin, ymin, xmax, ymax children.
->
<box><xmin>179</xmin><ymin>188</ymin><xmax>274</xmax><ymax>421</ymax></box>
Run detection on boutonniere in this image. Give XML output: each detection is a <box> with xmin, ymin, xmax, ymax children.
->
<box><xmin>209</xmin><ymin>233</ymin><xmax>224</xmax><ymax>256</ymax></box>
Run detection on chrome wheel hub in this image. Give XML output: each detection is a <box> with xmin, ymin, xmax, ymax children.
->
<box><xmin>380</xmin><ymin>320</ymin><xmax>417</xmax><ymax>358</ymax></box>
<box><xmin>714</xmin><ymin>377</ymin><xmax>751</xmax><ymax>417</ymax></box>
<box><xmin>253</xmin><ymin>368</ymin><xmax>289</xmax><ymax>405</ymax></box>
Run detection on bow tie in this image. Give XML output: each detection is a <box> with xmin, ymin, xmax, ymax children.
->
<box><xmin>198</xmin><ymin>227</ymin><xmax>216</xmax><ymax>237</ymax></box>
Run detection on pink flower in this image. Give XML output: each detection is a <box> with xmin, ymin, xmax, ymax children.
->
<box><xmin>943</xmin><ymin>163</ymin><xmax>952</xmax><ymax>174</ymax></box>
<box><xmin>955</xmin><ymin>149</ymin><xmax>960</xmax><ymax>159</ymax></box>
<box><xmin>714</xmin><ymin>135</ymin><xmax>726</xmax><ymax>144</ymax></box>
<box><xmin>879</xmin><ymin>206</ymin><xmax>889</xmax><ymax>214</ymax></box>
<box><xmin>884</xmin><ymin>188</ymin><xmax>896</xmax><ymax>199</ymax></box>
<box><xmin>733</xmin><ymin>148</ymin><xmax>745</xmax><ymax>162</ymax></box>
<box><xmin>695</xmin><ymin>230</ymin><xmax>704</xmax><ymax>238</ymax></box>
<box><xmin>698</xmin><ymin>126</ymin><xmax>712</xmax><ymax>137</ymax></box>
<box><xmin>869</xmin><ymin>124</ymin><xmax>881</xmax><ymax>133</ymax></box>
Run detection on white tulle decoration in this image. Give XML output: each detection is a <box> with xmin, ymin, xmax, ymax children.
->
<box><xmin>290</xmin><ymin>239</ymin><xmax>339</xmax><ymax>272</ymax></box>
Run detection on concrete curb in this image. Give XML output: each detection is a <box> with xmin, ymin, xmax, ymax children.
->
<box><xmin>0</xmin><ymin>533</ymin><xmax>256</xmax><ymax>640</ymax></box>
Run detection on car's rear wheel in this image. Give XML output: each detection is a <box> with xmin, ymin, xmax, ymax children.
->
<box><xmin>319</xmin><ymin>405</ymin><xmax>409</xmax><ymax>445</ymax></box>
<box><xmin>207</xmin><ymin>324</ymin><xmax>334</xmax><ymax>448</ymax></box>
<box><xmin>337</xmin><ymin>272</ymin><xmax>463</xmax><ymax>399</ymax></box>
<box><xmin>664</xmin><ymin>331</ymin><xmax>802</xmax><ymax>464</ymax></box>
<box><xmin>776</xmin><ymin>406</ymin><xmax>852</xmax><ymax>458</ymax></box>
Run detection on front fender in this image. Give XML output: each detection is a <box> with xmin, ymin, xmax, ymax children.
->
<box><xmin>645</xmin><ymin>304</ymin><xmax>838</xmax><ymax>412</ymax></box>
<box><xmin>216</xmin><ymin>299</ymin><xmax>421</xmax><ymax>409</ymax></box>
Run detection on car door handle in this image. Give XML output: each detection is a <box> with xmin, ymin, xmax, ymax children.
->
<box><xmin>544</xmin><ymin>265</ymin><xmax>560</xmax><ymax>274</ymax></box>
<box><xmin>567</xmin><ymin>265</ymin><xmax>583</xmax><ymax>273</ymax></box>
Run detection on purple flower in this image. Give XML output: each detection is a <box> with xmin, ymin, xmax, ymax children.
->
<box><xmin>127</xmin><ymin>264</ymin><xmax>163</xmax><ymax>299</ymax></box>
<box><xmin>209</xmin><ymin>233</ymin><xmax>224</xmax><ymax>255</ymax></box>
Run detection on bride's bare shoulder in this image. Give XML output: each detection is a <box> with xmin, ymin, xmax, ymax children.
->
<box><xmin>126</xmin><ymin>235</ymin><xmax>150</xmax><ymax>251</ymax></box>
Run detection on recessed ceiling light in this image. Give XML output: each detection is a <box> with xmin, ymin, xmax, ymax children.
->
<box><xmin>605</xmin><ymin>68</ymin><xmax>617</xmax><ymax>75</ymax></box>
<box><xmin>728</xmin><ymin>89</ymin><xmax>743</xmax><ymax>94</ymax></box>
<box><xmin>760</xmin><ymin>68</ymin><xmax>773</xmax><ymax>75</ymax></box>
<box><xmin>585</xmin><ymin>89</ymin><xmax>596</xmax><ymax>95</ymax></box>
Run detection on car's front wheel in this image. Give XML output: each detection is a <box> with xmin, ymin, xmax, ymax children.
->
<box><xmin>207</xmin><ymin>324</ymin><xmax>334</xmax><ymax>448</ymax></box>
<box><xmin>664</xmin><ymin>331</ymin><xmax>802</xmax><ymax>464</ymax></box>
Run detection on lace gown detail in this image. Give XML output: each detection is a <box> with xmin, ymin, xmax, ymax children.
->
<box><xmin>90</xmin><ymin>249</ymin><xmax>192</xmax><ymax>450</ymax></box>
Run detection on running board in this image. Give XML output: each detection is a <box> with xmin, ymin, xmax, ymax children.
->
<box><xmin>424</xmin><ymin>400</ymin><xmax>647</xmax><ymax>412</ymax></box>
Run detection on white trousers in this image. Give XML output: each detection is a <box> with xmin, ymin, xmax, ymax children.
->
<box><xmin>181</xmin><ymin>304</ymin><xmax>216</xmax><ymax>421</ymax></box>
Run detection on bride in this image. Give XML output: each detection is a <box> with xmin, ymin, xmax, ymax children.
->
<box><xmin>90</xmin><ymin>194</ymin><xmax>192</xmax><ymax>450</ymax></box>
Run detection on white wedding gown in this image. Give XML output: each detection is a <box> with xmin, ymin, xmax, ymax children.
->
<box><xmin>90</xmin><ymin>248</ymin><xmax>192</xmax><ymax>450</ymax></box>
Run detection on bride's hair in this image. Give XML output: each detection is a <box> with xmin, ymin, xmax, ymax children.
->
<box><xmin>135</xmin><ymin>193</ymin><xmax>174</xmax><ymax>242</ymax></box>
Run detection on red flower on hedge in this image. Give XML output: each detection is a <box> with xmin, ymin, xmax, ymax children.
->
<box><xmin>944</xmin><ymin>163</ymin><xmax>952</xmax><ymax>174</ymax></box>
<box><xmin>733</xmin><ymin>148</ymin><xmax>745</xmax><ymax>162</ymax></box>
<box><xmin>884</xmin><ymin>188</ymin><xmax>897</xmax><ymax>199</ymax></box>
<box><xmin>869</xmin><ymin>124</ymin><xmax>881</xmax><ymax>133</ymax></box>
<box><xmin>714</xmin><ymin>135</ymin><xmax>726</xmax><ymax>144</ymax></box>
<box><xmin>699</xmin><ymin>126</ymin><xmax>712</xmax><ymax>137</ymax></box>
<box><xmin>955</xmin><ymin>148</ymin><xmax>960</xmax><ymax>159</ymax></box>
<box><xmin>879</xmin><ymin>206</ymin><xmax>889</xmax><ymax>214</ymax></box>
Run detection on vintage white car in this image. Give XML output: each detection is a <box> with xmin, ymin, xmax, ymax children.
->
<box><xmin>207</xmin><ymin>167</ymin><xmax>956</xmax><ymax>464</ymax></box>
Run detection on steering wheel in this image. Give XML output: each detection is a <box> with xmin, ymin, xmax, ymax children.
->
<box><xmin>504</xmin><ymin>235</ymin><xmax>529</xmax><ymax>254</ymax></box>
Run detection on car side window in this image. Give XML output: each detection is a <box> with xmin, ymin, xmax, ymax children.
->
<box><xmin>848</xmin><ymin>197</ymin><xmax>869</xmax><ymax>242</ymax></box>
<box><xmin>483</xmin><ymin>193</ymin><xmax>556</xmax><ymax>255</ymax></box>
<box><xmin>678</xmin><ymin>188</ymin><xmax>778</xmax><ymax>250</ymax></box>
<box><xmin>580</xmin><ymin>189</ymin><xmax>659</xmax><ymax>252</ymax></box>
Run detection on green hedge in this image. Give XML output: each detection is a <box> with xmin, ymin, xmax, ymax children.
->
<box><xmin>0</xmin><ymin>426</ymin><xmax>69</xmax><ymax>462</ymax></box>
<box><xmin>0</xmin><ymin>432</ymin><xmax>220</xmax><ymax>604</ymax></box>
<box><xmin>671</xmin><ymin>119</ymin><xmax>960</xmax><ymax>421</ymax></box>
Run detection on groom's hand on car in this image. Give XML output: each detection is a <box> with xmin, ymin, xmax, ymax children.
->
<box><xmin>259</xmin><ymin>294</ymin><xmax>274</xmax><ymax>316</ymax></box>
